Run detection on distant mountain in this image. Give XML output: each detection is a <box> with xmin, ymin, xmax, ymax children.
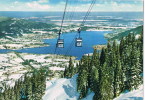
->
<box><xmin>0</xmin><ymin>17</ymin><xmax>56</xmax><ymax>38</ymax></box>
<box><xmin>107</xmin><ymin>25</ymin><xmax>143</xmax><ymax>40</ymax></box>
<box><xmin>0</xmin><ymin>17</ymin><xmax>11</xmax><ymax>22</ymax></box>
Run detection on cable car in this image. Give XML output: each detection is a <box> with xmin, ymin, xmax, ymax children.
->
<box><xmin>75</xmin><ymin>28</ymin><xmax>82</xmax><ymax>47</ymax></box>
<box><xmin>76</xmin><ymin>38</ymin><xmax>82</xmax><ymax>47</ymax></box>
<box><xmin>57</xmin><ymin>39</ymin><xmax>64</xmax><ymax>48</ymax></box>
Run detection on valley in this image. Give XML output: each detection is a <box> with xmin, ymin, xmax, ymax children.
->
<box><xmin>0</xmin><ymin>14</ymin><xmax>141</xmax><ymax>50</ymax></box>
<box><xmin>0</xmin><ymin>51</ymin><xmax>77</xmax><ymax>91</ymax></box>
<box><xmin>0</xmin><ymin>11</ymin><xmax>143</xmax><ymax>100</ymax></box>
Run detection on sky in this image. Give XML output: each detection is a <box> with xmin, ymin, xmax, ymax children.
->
<box><xmin>0</xmin><ymin>0</ymin><xmax>143</xmax><ymax>12</ymax></box>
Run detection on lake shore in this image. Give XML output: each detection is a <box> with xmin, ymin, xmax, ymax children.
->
<box><xmin>0</xmin><ymin>32</ymin><xmax>52</xmax><ymax>50</ymax></box>
<box><xmin>0</xmin><ymin>29</ymin><xmax>110</xmax><ymax>50</ymax></box>
<box><xmin>93</xmin><ymin>44</ymin><xmax>107</xmax><ymax>50</ymax></box>
<box><xmin>0</xmin><ymin>31</ymin><xmax>111</xmax><ymax>59</ymax></box>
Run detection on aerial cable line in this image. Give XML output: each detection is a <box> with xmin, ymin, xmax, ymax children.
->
<box><xmin>59</xmin><ymin>0</ymin><xmax>69</xmax><ymax>35</ymax></box>
<box><xmin>82</xmin><ymin>0</ymin><xmax>96</xmax><ymax>22</ymax></box>
<box><xmin>52</xmin><ymin>0</ymin><xmax>69</xmax><ymax>66</ymax></box>
<box><xmin>64</xmin><ymin>33</ymin><xmax>78</xmax><ymax>55</ymax></box>
<box><xmin>64</xmin><ymin>0</ymin><xmax>82</xmax><ymax>55</ymax></box>
<box><xmin>80</xmin><ymin>0</ymin><xmax>96</xmax><ymax>27</ymax></box>
<box><xmin>61</xmin><ymin>0</ymin><xmax>73</xmax><ymax>33</ymax></box>
<box><xmin>68</xmin><ymin>0</ymin><xmax>78</xmax><ymax>20</ymax></box>
<box><xmin>64</xmin><ymin>0</ymin><xmax>83</xmax><ymax>55</ymax></box>
<box><xmin>66</xmin><ymin>0</ymin><xmax>79</xmax><ymax>32</ymax></box>
<box><xmin>64</xmin><ymin>0</ymin><xmax>96</xmax><ymax>55</ymax></box>
<box><xmin>54</xmin><ymin>0</ymin><xmax>69</xmax><ymax>54</ymax></box>
<box><xmin>77</xmin><ymin>0</ymin><xmax>96</xmax><ymax>54</ymax></box>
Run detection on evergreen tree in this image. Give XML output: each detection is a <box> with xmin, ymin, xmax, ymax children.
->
<box><xmin>64</xmin><ymin>57</ymin><xmax>74</xmax><ymax>78</ymax></box>
<box><xmin>119</xmin><ymin>37</ymin><xmax>125</xmax><ymax>55</ymax></box>
<box><xmin>113</xmin><ymin>53</ymin><xmax>123</xmax><ymax>97</ymax></box>
<box><xmin>100</xmin><ymin>48</ymin><xmax>105</xmax><ymax>65</ymax></box>
<box><xmin>68</xmin><ymin>57</ymin><xmax>74</xmax><ymax>77</ymax></box>
<box><xmin>90</xmin><ymin>66</ymin><xmax>101</xmax><ymax>100</ymax></box>
<box><xmin>137</xmin><ymin>30</ymin><xmax>143</xmax><ymax>73</ymax></box>
<box><xmin>77</xmin><ymin>56</ymin><xmax>89</xmax><ymax>99</ymax></box>
<box><xmin>99</xmin><ymin>63</ymin><xmax>114</xmax><ymax>100</ymax></box>
<box><xmin>77</xmin><ymin>68</ymin><xmax>88</xmax><ymax>99</ymax></box>
<box><xmin>27</xmin><ymin>79</ymin><xmax>33</xmax><ymax>100</ymax></box>
<box><xmin>129</xmin><ymin>45</ymin><xmax>142</xmax><ymax>90</ymax></box>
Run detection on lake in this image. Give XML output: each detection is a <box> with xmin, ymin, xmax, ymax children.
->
<box><xmin>15</xmin><ymin>31</ymin><xmax>111</xmax><ymax>59</ymax></box>
<box><xmin>0</xmin><ymin>31</ymin><xmax>111</xmax><ymax>59</ymax></box>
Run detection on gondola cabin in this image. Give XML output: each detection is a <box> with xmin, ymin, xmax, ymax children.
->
<box><xmin>76</xmin><ymin>38</ymin><xmax>82</xmax><ymax>47</ymax></box>
<box><xmin>57</xmin><ymin>39</ymin><xmax>64</xmax><ymax>48</ymax></box>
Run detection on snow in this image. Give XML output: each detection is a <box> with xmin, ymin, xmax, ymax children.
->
<box><xmin>82</xmin><ymin>92</ymin><xmax>95</xmax><ymax>100</ymax></box>
<box><xmin>0</xmin><ymin>55</ymin><xmax>9</xmax><ymax>63</ymax></box>
<box><xmin>5</xmin><ymin>36</ymin><xmax>15</xmax><ymax>40</ymax></box>
<box><xmin>14</xmin><ymin>58</ymin><xmax>24</xmax><ymax>63</ymax></box>
<box><xmin>114</xmin><ymin>85</ymin><xmax>143</xmax><ymax>100</ymax></box>
<box><xmin>135</xmin><ymin>34</ymin><xmax>140</xmax><ymax>39</ymax></box>
<box><xmin>49</xmin><ymin>67</ymin><xmax>65</xmax><ymax>71</ymax></box>
<box><xmin>9</xmin><ymin>74</ymin><xmax>23</xmax><ymax>79</ymax></box>
<box><xmin>43</xmin><ymin>74</ymin><xmax>143</xmax><ymax>100</ymax></box>
<box><xmin>55</xmin><ymin>59</ymin><xmax>69</xmax><ymax>62</ymax></box>
<box><xmin>43</xmin><ymin>75</ymin><xmax>80</xmax><ymax>100</ymax></box>
<box><xmin>33</xmin><ymin>30</ymin><xmax>48</xmax><ymax>34</ymax></box>
<box><xmin>5</xmin><ymin>44</ymin><xmax>23</xmax><ymax>48</ymax></box>
<box><xmin>4</xmin><ymin>74</ymin><xmax>24</xmax><ymax>87</ymax></box>
<box><xmin>84</xmin><ymin>53</ymin><xmax>93</xmax><ymax>56</ymax></box>
<box><xmin>51</xmin><ymin>20</ymin><xmax>107</xmax><ymax>22</ymax></box>
<box><xmin>43</xmin><ymin>74</ymin><xmax>96</xmax><ymax>100</ymax></box>
<box><xmin>86</xmin><ymin>29</ymin><xmax>110</xmax><ymax>31</ymax></box>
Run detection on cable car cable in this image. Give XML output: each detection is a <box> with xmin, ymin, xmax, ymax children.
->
<box><xmin>64</xmin><ymin>0</ymin><xmax>82</xmax><ymax>55</ymax></box>
<box><xmin>59</xmin><ymin>0</ymin><xmax>69</xmax><ymax>34</ymax></box>
<box><xmin>65</xmin><ymin>33</ymin><xmax>78</xmax><ymax>55</ymax></box>
<box><xmin>64</xmin><ymin>0</ymin><xmax>96</xmax><ymax>55</ymax></box>
<box><xmin>54</xmin><ymin>0</ymin><xmax>69</xmax><ymax>52</ymax></box>
<box><xmin>81</xmin><ymin>0</ymin><xmax>96</xmax><ymax>26</ymax></box>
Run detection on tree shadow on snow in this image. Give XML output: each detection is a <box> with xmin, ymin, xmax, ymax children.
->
<box><xmin>63</xmin><ymin>85</ymin><xmax>77</xmax><ymax>98</ymax></box>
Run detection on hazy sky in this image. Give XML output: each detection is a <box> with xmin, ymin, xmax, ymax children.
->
<box><xmin>0</xmin><ymin>0</ymin><xmax>143</xmax><ymax>12</ymax></box>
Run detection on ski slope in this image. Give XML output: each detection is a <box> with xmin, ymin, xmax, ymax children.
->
<box><xmin>43</xmin><ymin>74</ymin><xmax>143</xmax><ymax>100</ymax></box>
<box><xmin>114</xmin><ymin>85</ymin><xmax>143</xmax><ymax>100</ymax></box>
<box><xmin>42</xmin><ymin>75</ymin><xmax>80</xmax><ymax>100</ymax></box>
<box><xmin>43</xmin><ymin>74</ymin><xmax>94</xmax><ymax>100</ymax></box>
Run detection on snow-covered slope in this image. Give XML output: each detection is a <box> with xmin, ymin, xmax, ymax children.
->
<box><xmin>114</xmin><ymin>85</ymin><xmax>143</xmax><ymax>100</ymax></box>
<box><xmin>43</xmin><ymin>75</ymin><xmax>80</xmax><ymax>100</ymax></box>
<box><xmin>43</xmin><ymin>74</ymin><xmax>95</xmax><ymax>100</ymax></box>
<box><xmin>43</xmin><ymin>74</ymin><xmax>143</xmax><ymax>100</ymax></box>
<box><xmin>82</xmin><ymin>92</ymin><xmax>95</xmax><ymax>100</ymax></box>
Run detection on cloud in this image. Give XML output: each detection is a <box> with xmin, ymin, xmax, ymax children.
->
<box><xmin>27</xmin><ymin>2</ymin><xmax>50</xmax><ymax>10</ymax></box>
<box><xmin>0</xmin><ymin>0</ymin><xmax>50</xmax><ymax>11</ymax></box>
<box><xmin>38</xmin><ymin>0</ymin><xmax>49</xmax><ymax>3</ymax></box>
<box><xmin>14</xmin><ymin>1</ymin><xmax>19</xmax><ymax>4</ymax></box>
<box><xmin>0</xmin><ymin>0</ymin><xmax>143</xmax><ymax>12</ymax></box>
<box><xmin>91</xmin><ymin>2</ymin><xmax>143</xmax><ymax>12</ymax></box>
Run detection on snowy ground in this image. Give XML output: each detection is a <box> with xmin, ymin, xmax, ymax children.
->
<box><xmin>0</xmin><ymin>52</ymin><xmax>27</xmax><ymax>88</ymax></box>
<box><xmin>114</xmin><ymin>85</ymin><xmax>143</xmax><ymax>100</ymax></box>
<box><xmin>0</xmin><ymin>52</ymin><xmax>73</xmax><ymax>90</ymax></box>
<box><xmin>43</xmin><ymin>75</ymin><xmax>95</xmax><ymax>100</ymax></box>
<box><xmin>43</xmin><ymin>75</ymin><xmax>79</xmax><ymax>100</ymax></box>
<box><xmin>43</xmin><ymin>74</ymin><xmax>143</xmax><ymax>100</ymax></box>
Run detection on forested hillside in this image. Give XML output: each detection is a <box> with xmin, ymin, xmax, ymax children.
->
<box><xmin>106</xmin><ymin>25</ymin><xmax>143</xmax><ymax>40</ymax></box>
<box><xmin>0</xmin><ymin>68</ymin><xmax>46</xmax><ymax>100</ymax></box>
<box><xmin>0</xmin><ymin>17</ymin><xmax>55</xmax><ymax>38</ymax></box>
<box><xmin>64</xmin><ymin>29</ymin><xmax>143</xmax><ymax>99</ymax></box>
<box><xmin>0</xmin><ymin>25</ymin><xmax>143</xmax><ymax>100</ymax></box>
